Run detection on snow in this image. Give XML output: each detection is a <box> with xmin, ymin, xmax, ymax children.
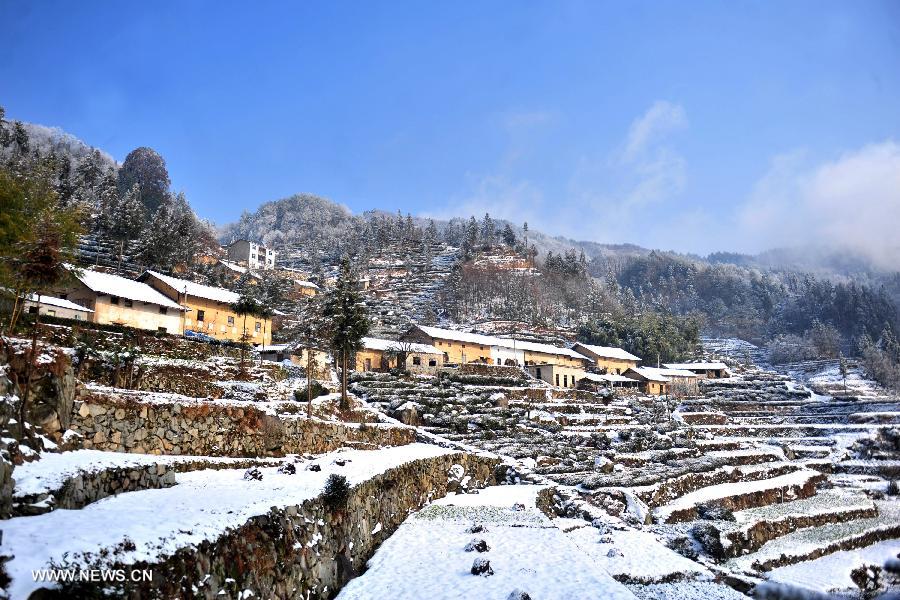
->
<box><xmin>70</xmin><ymin>267</ymin><xmax>184</xmax><ymax>310</ymax></box>
<box><xmin>566</xmin><ymin>526</ymin><xmax>710</xmax><ymax>583</ymax></box>
<box><xmin>768</xmin><ymin>539</ymin><xmax>900</xmax><ymax>593</ymax></box>
<box><xmin>24</xmin><ymin>293</ymin><xmax>94</xmax><ymax>313</ymax></box>
<box><xmin>338</xmin><ymin>485</ymin><xmax>637</xmax><ymax>600</ymax></box>
<box><xmin>1</xmin><ymin>444</ymin><xmax>455</xmax><ymax>600</ymax></box>
<box><xmin>361</xmin><ymin>337</ymin><xmax>440</xmax><ymax>355</ymax></box>
<box><xmin>582</xmin><ymin>373</ymin><xmax>635</xmax><ymax>383</ymax></box>
<box><xmin>654</xmin><ymin>469</ymin><xmax>822</xmax><ymax>523</ymax></box>
<box><xmin>626</xmin><ymin>367</ymin><xmax>670</xmax><ymax>383</ymax></box>
<box><xmin>664</xmin><ymin>362</ymin><xmax>729</xmax><ymax>371</ymax></box>
<box><xmin>413</xmin><ymin>324</ymin><xmax>588</xmax><ymax>361</ymax></box>
<box><xmin>11</xmin><ymin>450</ymin><xmax>282</xmax><ymax>498</ymax></box>
<box><xmin>572</xmin><ymin>343</ymin><xmax>641</xmax><ymax>362</ymax></box>
<box><xmin>142</xmin><ymin>270</ymin><xmax>239</xmax><ymax>305</ymax></box>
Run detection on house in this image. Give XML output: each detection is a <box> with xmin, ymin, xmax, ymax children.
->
<box><xmin>664</xmin><ymin>362</ymin><xmax>731</xmax><ymax>379</ymax></box>
<box><xmin>656</xmin><ymin>367</ymin><xmax>700</xmax><ymax>395</ymax></box>
<box><xmin>23</xmin><ymin>293</ymin><xmax>94</xmax><ymax>321</ymax></box>
<box><xmin>355</xmin><ymin>337</ymin><xmax>443</xmax><ymax>374</ymax></box>
<box><xmin>623</xmin><ymin>367</ymin><xmax>671</xmax><ymax>395</ymax></box>
<box><xmin>402</xmin><ymin>325</ymin><xmax>590</xmax><ymax>370</ymax></box>
<box><xmin>225</xmin><ymin>239</ymin><xmax>276</xmax><ymax>271</ymax></box>
<box><xmin>277</xmin><ymin>267</ymin><xmax>320</xmax><ymax>298</ymax></box>
<box><xmin>526</xmin><ymin>363</ymin><xmax>585</xmax><ymax>389</ymax></box>
<box><xmin>211</xmin><ymin>259</ymin><xmax>261</xmax><ymax>283</ymax></box>
<box><xmin>138</xmin><ymin>270</ymin><xmax>273</xmax><ymax>345</ymax></box>
<box><xmin>402</xmin><ymin>325</ymin><xmax>509</xmax><ymax>365</ymax></box>
<box><xmin>571</xmin><ymin>343</ymin><xmax>641</xmax><ymax>374</ymax></box>
<box><xmin>50</xmin><ymin>267</ymin><xmax>185</xmax><ymax>334</ymax></box>
<box><xmin>580</xmin><ymin>372</ymin><xmax>640</xmax><ymax>390</ymax></box>
<box><xmin>292</xmin><ymin>280</ymin><xmax>320</xmax><ymax>297</ymax></box>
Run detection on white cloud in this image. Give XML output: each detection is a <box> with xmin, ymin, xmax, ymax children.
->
<box><xmin>622</xmin><ymin>100</ymin><xmax>688</xmax><ymax>162</ymax></box>
<box><xmin>736</xmin><ymin>140</ymin><xmax>900</xmax><ymax>267</ymax></box>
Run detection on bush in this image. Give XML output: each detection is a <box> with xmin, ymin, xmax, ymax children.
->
<box><xmin>887</xmin><ymin>480</ymin><xmax>899</xmax><ymax>496</ymax></box>
<box><xmin>690</xmin><ymin>522</ymin><xmax>725</xmax><ymax>560</ymax></box>
<box><xmin>323</xmin><ymin>474</ymin><xmax>350</xmax><ymax>511</ymax></box>
<box><xmin>294</xmin><ymin>380</ymin><xmax>329</xmax><ymax>402</ymax></box>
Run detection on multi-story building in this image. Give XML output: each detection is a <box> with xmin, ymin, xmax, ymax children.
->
<box><xmin>225</xmin><ymin>239</ymin><xmax>276</xmax><ymax>271</ymax></box>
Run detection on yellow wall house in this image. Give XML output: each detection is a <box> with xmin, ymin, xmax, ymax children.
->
<box><xmin>402</xmin><ymin>325</ymin><xmax>499</xmax><ymax>365</ymax></box>
<box><xmin>526</xmin><ymin>363</ymin><xmax>585</xmax><ymax>389</ymax></box>
<box><xmin>571</xmin><ymin>342</ymin><xmax>641</xmax><ymax>375</ymax></box>
<box><xmin>139</xmin><ymin>271</ymin><xmax>273</xmax><ymax>345</ymax></box>
<box><xmin>623</xmin><ymin>367</ymin><xmax>671</xmax><ymax>395</ymax></box>
<box><xmin>355</xmin><ymin>337</ymin><xmax>444</xmax><ymax>374</ymax></box>
<box><xmin>52</xmin><ymin>267</ymin><xmax>185</xmax><ymax>333</ymax></box>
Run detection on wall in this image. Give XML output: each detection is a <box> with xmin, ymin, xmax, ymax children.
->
<box><xmin>71</xmin><ymin>452</ymin><xmax>499</xmax><ymax>599</ymax></box>
<box><xmin>490</xmin><ymin>345</ymin><xmax>524</xmax><ymax>366</ymax></box>
<box><xmin>526</xmin><ymin>364</ymin><xmax>584</xmax><ymax>388</ymax></box>
<box><xmin>23</xmin><ymin>300</ymin><xmax>91</xmax><ymax>322</ymax></box>
<box><xmin>522</xmin><ymin>349</ymin><xmax>586</xmax><ymax>368</ymax></box>
<box><xmin>71</xmin><ymin>389</ymin><xmax>416</xmax><ymax>457</ymax></box>
<box><xmin>180</xmin><ymin>294</ymin><xmax>272</xmax><ymax>345</ymax></box>
<box><xmin>594</xmin><ymin>357</ymin><xmax>639</xmax><ymax>375</ymax></box>
<box><xmin>92</xmin><ymin>296</ymin><xmax>184</xmax><ymax>335</ymax></box>
<box><xmin>355</xmin><ymin>349</ymin><xmax>442</xmax><ymax>374</ymax></box>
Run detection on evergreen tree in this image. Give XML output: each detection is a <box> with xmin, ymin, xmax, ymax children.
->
<box><xmin>230</xmin><ymin>278</ymin><xmax>263</xmax><ymax>377</ymax></box>
<box><xmin>463</xmin><ymin>217</ymin><xmax>479</xmax><ymax>258</ymax></box>
<box><xmin>502</xmin><ymin>223</ymin><xmax>516</xmax><ymax>246</ymax></box>
<box><xmin>480</xmin><ymin>213</ymin><xmax>495</xmax><ymax>247</ymax></box>
<box><xmin>118</xmin><ymin>146</ymin><xmax>171</xmax><ymax>213</ymax></box>
<box><xmin>322</xmin><ymin>257</ymin><xmax>370</xmax><ymax>410</ymax></box>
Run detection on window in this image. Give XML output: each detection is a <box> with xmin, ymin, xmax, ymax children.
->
<box><xmin>28</xmin><ymin>306</ymin><xmax>38</xmax><ymax>314</ymax></box>
<box><xmin>47</xmin><ymin>310</ymin><xmax>56</xmax><ymax>317</ymax></box>
<box><xmin>159</xmin><ymin>306</ymin><xmax>167</xmax><ymax>315</ymax></box>
<box><xmin>59</xmin><ymin>293</ymin><xmax>67</xmax><ymax>299</ymax></box>
<box><xmin>123</xmin><ymin>299</ymin><xmax>133</xmax><ymax>308</ymax></box>
<box><xmin>412</xmin><ymin>356</ymin><xmax>421</xmax><ymax>366</ymax></box>
<box><xmin>255</xmin><ymin>321</ymin><xmax>261</xmax><ymax>333</ymax></box>
<box><xmin>197</xmin><ymin>310</ymin><xmax>205</xmax><ymax>322</ymax></box>
<box><xmin>563</xmin><ymin>375</ymin><xmax>568</xmax><ymax>387</ymax></box>
<box><xmin>228</xmin><ymin>315</ymin><xmax>235</xmax><ymax>326</ymax></box>
<box><xmin>110</xmin><ymin>296</ymin><xmax>120</xmax><ymax>305</ymax></box>
<box><xmin>428</xmin><ymin>359</ymin><xmax>437</xmax><ymax>367</ymax></box>
<box><xmin>555</xmin><ymin>373</ymin><xmax>560</xmax><ymax>386</ymax></box>
<box><xmin>536</xmin><ymin>367</ymin><xmax>542</xmax><ymax>379</ymax></box>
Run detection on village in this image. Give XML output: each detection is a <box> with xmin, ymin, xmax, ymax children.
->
<box><xmin>2</xmin><ymin>233</ymin><xmax>899</xmax><ymax>600</ymax></box>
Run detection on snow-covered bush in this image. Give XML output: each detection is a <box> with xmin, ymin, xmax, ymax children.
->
<box><xmin>243</xmin><ymin>467</ymin><xmax>263</xmax><ymax>481</ymax></box>
<box><xmin>323</xmin><ymin>474</ymin><xmax>350</xmax><ymax>511</ymax></box>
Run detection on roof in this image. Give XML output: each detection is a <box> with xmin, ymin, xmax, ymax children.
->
<box><xmin>69</xmin><ymin>267</ymin><xmax>184</xmax><ymax>310</ymax></box>
<box><xmin>362</xmin><ymin>337</ymin><xmax>441</xmax><ymax>355</ymax></box>
<box><xmin>414</xmin><ymin>325</ymin><xmax>587</xmax><ymax>360</ymax></box>
<box><xmin>664</xmin><ymin>362</ymin><xmax>729</xmax><ymax>371</ymax></box>
<box><xmin>142</xmin><ymin>271</ymin><xmax>239</xmax><ymax>305</ymax></box>
<box><xmin>572</xmin><ymin>343</ymin><xmax>641</xmax><ymax>362</ymax></box>
<box><xmin>625</xmin><ymin>367</ymin><xmax>671</xmax><ymax>382</ymax></box>
<box><xmin>295</xmin><ymin>281</ymin><xmax>319</xmax><ymax>289</ymax></box>
<box><xmin>655</xmin><ymin>367</ymin><xmax>698</xmax><ymax>378</ymax></box>
<box><xmin>25</xmin><ymin>294</ymin><xmax>93</xmax><ymax>313</ymax></box>
<box><xmin>581</xmin><ymin>373</ymin><xmax>634</xmax><ymax>384</ymax></box>
<box><xmin>256</xmin><ymin>344</ymin><xmax>289</xmax><ymax>352</ymax></box>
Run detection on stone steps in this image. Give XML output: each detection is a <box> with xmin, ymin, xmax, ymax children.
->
<box><xmin>726</xmin><ymin>500</ymin><xmax>900</xmax><ymax>572</ymax></box>
<box><xmin>653</xmin><ymin>469</ymin><xmax>826</xmax><ymax>524</ymax></box>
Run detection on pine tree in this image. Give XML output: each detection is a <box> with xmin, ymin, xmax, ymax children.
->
<box><xmin>322</xmin><ymin>257</ymin><xmax>370</xmax><ymax>410</ymax></box>
<box><xmin>480</xmin><ymin>213</ymin><xmax>495</xmax><ymax>248</ymax></box>
<box><xmin>230</xmin><ymin>278</ymin><xmax>263</xmax><ymax>377</ymax></box>
<box><xmin>502</xmin><ymin>223</ymin><xmax>516</xmax><ymax>246</ymax></box>
<box><xmin>463</xmin><ymin>217</ymin><xmax>479</xmax><ymax>258</ymax></box>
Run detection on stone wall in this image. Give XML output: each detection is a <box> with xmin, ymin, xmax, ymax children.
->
<box><xmin>60</xmin><ymin>452</ymin><xmax>500</xmax><ymax>599</ymax></box>
<box><xmin>72</xmin><ymin>389</ymin><xmax>416</xmax><ymax>457</ymax></box>
<box><xmin>13</xmin><ymin>463</ymin><xmax>176</xmax><ymax>516</ymax></box>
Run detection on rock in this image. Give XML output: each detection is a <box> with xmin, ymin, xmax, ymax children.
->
<box><xmin>278</xmin><ymin>463</ymin><xmax>297</xmax><ymax>475</ymax></box>
<box><xmin>690</xmin><ymin>522</ymin><xmax>725</xmax><ymax>560</ymax></box>
<box><xmin>470</xmin><ymin>557</ymin><xmax>493</xmax><ymax>576</ymax></box>
<box><xmin>464</xmin><ymin>539</ymin><xmax>490</xmax><ymax>553</ymax></box>
<box><xmin>307</xmin><ymin>464</ymin><xmax>322</xmax><ymax>472</ymax></box>
<box><xmin>467</xmin><ymin>523</ymin><xmax>486</xmax><ymax>534</ymax></box>
<box><xmin>507</xmin><ymin>591</ymin><xmax>532</xmax><ymax>600</ymax></box>
<box><xmin>243</xmin><ymin>467</ymin><xmax>263</xmax><ymax>481</ymax></box>
<box><xmin>697</xmin><ymin>503</ymin><xmax>736</xmax><ymax>522</ymax></box>
<box><xmin>606</xmin><ymin>548</ymin><xmax>623</xmax><ymax>558</ymax></box>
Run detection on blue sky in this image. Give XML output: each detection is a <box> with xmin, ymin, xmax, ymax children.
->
<box><xmin>2</xmin><ymin>1</ymin><xmax>899</xmax><ymax>256</ymax></box>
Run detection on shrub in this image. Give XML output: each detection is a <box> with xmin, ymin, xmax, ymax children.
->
<box><xmin>323</xmin><ymin>474</ymin><xmax>350</xmax><ymax>511</ymax></box>
<box><xmin>887</xmin><ymin>480</ymin><xmax>899</xmax><ymax>496</ymax></box>
<box><xmin>294</xmin><ymin>380</ymin><xmax>329</xmax><ymax>401</ymax></box>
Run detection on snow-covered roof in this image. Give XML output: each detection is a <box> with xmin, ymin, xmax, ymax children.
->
<box><xmin>414</xmin><ymin>325</ymin><xmax>586</xmax><ymax>360</ymax></box>
<box><xmin>256</xmin><ymin>344</ymin><xmax>289</xmax><ymax>352</ymax></box>
<box><xmin>69</xmin><ymin>267</ymin><xmax>184</xmax><ymax>310</ymax></box>
<box><xmin>626</xmin><ymin>367</ymin><xmax>671</xmax><ymax>382</ymax></box>
<box><xmin>664</xmin><ymin>362</ymin><xmax>729</xmax><ymax>371</ymax></box>
<box><xmin>362</xmin><ymin>337</ymin><xmax>441</xmax><ymax>355</ymax></box>
<box><xmin>295</xmin><ymin>280</ymin><xmax>319</xmax><ymax>289</ymax></box>
<box><xmin>573</xmin><ymin>343</ymin><xmax>641</xmax><ymax>362</ymax></box>
<box><xmin>655</xmin><ymin>367</ymin><xmax>698</xmax><ymax>378</ymax></box>
<box><xmin>218</xmin><ymin>260</ymin><xmax>247</xmax><ymax>274</ymax></box>
<box><xmin>26</xmin><ymin>293</ymin><xmax>93</xmax><ymax>313</ymax></box>
<box><xmin>142</xmin><ymin>271</ymin><xmax>239</xmax><ymax>305</ymax></box>
<box><xmin>581</xmin><ymin>373</ymin><xmax>634</xmax><ymax>383</ymax></box>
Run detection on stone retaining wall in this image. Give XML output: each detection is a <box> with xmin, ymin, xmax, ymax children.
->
<box><xmin>62</xmin><ymin>452</ymin><xmax>500</xmax><ymax>599</ymax></box>
<box><xmin>71</xmin><ymin>389</ymin><xmax>416</xmax><ymax>457</ymax></box>
<box><xmin>13</xmin><ymin>463</ymin><xmax>176</xmax><ymax>516</ymax></box>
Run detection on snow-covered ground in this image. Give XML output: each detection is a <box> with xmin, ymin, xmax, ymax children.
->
<box><xmin>2</xmin><ymin>444</ymin><xmax>455</xmax><ymax>600</ymax></box>
<box><xmin>337</xmin><ymin>485</ymin><xmax>637</xmax><ymax>600</ymax></box>
<box><xmin>769</xmin><ymin>539</ymin><xmax>900</xmax><ymax>593</ymax></box>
